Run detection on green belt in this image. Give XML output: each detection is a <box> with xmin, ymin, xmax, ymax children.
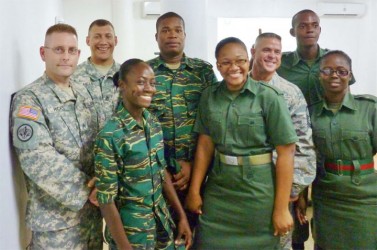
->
<box><xmin>217</xmin><ymin>151</ymin><xmax>272</xmax><ymax>166</ymax></box>
<box><xmin>324</xmin><ymin>158</ymin><xmax>375</xmax><ymax>184</ymax></box>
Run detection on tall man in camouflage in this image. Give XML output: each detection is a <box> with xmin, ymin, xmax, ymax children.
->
<box><xmin>10</xmin><ymin>24</ymin><xmax>102</xmax><ymax>249</ymax></box>
<box><xmin>250</xmin><ymin>32</ymin><xmax>316</xmax><ymax>250</ymax></box>
<box><xmin>147</xmin><ymin>12</ymin><xmax>217</xmax><ymax>227</ymax></box>
<box><xmin>73</xmin><ymin>19</ymin><xmax>120</xmax><ymax>129</ymax></box>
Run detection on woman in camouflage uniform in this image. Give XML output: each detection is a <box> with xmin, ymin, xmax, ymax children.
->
<box><xmin>310</xmin><ymin>50</ymin><xmax>377</xmax><ymax>249</ymax></box>
<box><xmin>95</xmin><ymin>59</ymin><xmax>192</xmax><ymax>250</ymax></box>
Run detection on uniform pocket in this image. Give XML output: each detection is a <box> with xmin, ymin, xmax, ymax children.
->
<box><xmin>341</xmin><ymin>129</ymin><xmax>370</xmax><ymax>158</ymax></box>
<box><xmin>236</xmin><ymin>113</ymin><xmax>265</xmax><ymax>145</ymax></box>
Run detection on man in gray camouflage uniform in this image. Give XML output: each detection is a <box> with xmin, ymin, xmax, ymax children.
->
<box><xmin>10</xmin><ymin>24</ymin><xmax>102</xmax><ymax>249</ymax></box>
<box><xmin>250</xmin><ymin>32</ymin><xmax>316</xmax><ymax>250</ymax></box>
<box><xmin>73</xmin><ymin>19</ymin><xmax>120</xmax><ymax>129</ymax></box>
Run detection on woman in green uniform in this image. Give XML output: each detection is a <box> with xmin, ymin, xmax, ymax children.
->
<box><xmin>94</xmin><ymin>59</ymin><xmax>192</xmax><ymax>250</ymax></box>
<box><xmin>185</xmin><ymin>37</ymin><xmax>298</xmax><ymax>249</ymax></box>
<box><xmin>310</xmin><ymin>50</ymin><xmax>377</xmax><ymax>249</ymax></box>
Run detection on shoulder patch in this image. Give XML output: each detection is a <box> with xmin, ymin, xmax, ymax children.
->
<box><xmin>17</xmin><ymin>106</ymin><xmax>40</xmax><ymax>121</ymax></box>
<box><xmin>13</xmin><ymin>118</ymin><xmax>39</xmax><ymax>150</ymax></box>
<box><xmin>354</xmin><ymin>94</ymin><xmax>377</xmax><ymax>103</ymax></box>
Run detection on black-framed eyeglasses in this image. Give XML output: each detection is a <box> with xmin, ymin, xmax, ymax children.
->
<box><xmin>320</xmin><ymin>68</ymin><xmax>350</xmax><ymax>77</ymax></box>
<box><xmin>218</xmin><ymin>59</ymin><xmax>248</xmax><ymax>68</ymax></box>
<box><xmin>44</xmin><ymin>46</ymin><xmax>79</xmax><ymax>55</ymax></box>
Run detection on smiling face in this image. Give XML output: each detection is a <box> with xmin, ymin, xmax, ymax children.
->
<box><xmin>216</xmin><ymin>42</ymin><xmax>250</xmax><ymax>92</ymax></box>
<box><xmin>291</xmin><ymin>11</ymin><xmax>321</xmax><ymax>48</ymax></box>
<box><xmin>40</xmin><ymin>32</ymin><xmax>80</xmax><ymax>84</ymax></box>
<box><xmin>320</xmin><ymin>53</ymin><xmax>352</xmax><ymax>101</ymax></box>
<box><xmin>251</xmin><ymin>37</ymin><xmax>282</xmax><ymax>79</ymax></box>
<box><xmin>119</xmin><ymin>63</ymin><xmax>156</xmax><ymax>114</ymax></box>
<box><xmin>155</xmin><ymin>16</ymin><xmax>186</xmax><ymax>59</ymax></box>
<box><xmin>86</xmin><ymin>24</ymin><xmax>117</xmax><ymax>65</ymax></box>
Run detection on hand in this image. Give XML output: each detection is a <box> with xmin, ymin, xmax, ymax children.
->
<box><xmin>175</xmin><ymin>217</ymin><xmax>192</xmax><ymax>250</ymax></box>
<box><xmin>273</xmin><ymin>208</ymin><xmax>293</xmax><ymax>237</ymax></box>
<box><xmin>87</xmin><ymin>177</ymin><xmax>97</xmax><ymax>188</ymax></box>
<box><xmin>173</xmin><ymin>160</ymin><xmax>192</xmax><ymax>191</ymax></box>
<box><xmin>88</xmin><ymin>188</ymin><xmax>99</xmax><ymax>207</ymax></box>
<box><xmin>294</xmin><ymin>193</ymin><xmax>308</xmax><ymax>225</ymax></box>
<box><xmin>185</xmin><ymin>191</ymin><xmax>202</xmax><ymax>215</ymax></box>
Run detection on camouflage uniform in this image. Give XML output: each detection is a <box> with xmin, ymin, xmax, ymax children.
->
<box><xmin>264</xmin><ymin>73</ymin><xmax>316</xmax><ymax>250</ymax></box>
<box><xmin>147</xmin><ymin>54</ymin><xmax>217</xmax><ymax>171</ymax></box>
<box><xmin>95</xmin><ymin>103</ymin><xmax>177</xmax><ymax>250</ymax></box>
<box><xmin>73</xmin><ymin>58</ymin><xmax>120</xmax><ymax>129</ymax></box>
<box><xmin>10</xmin><ymin>73</ymin><xmax>103</xmax><ymax>249</ymax></box>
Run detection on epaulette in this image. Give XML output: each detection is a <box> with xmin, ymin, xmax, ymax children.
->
<box><xmin>354</xmin><ymin>94</ymin><xmax>377</xmax><ymax>103</ymax></box>
<box><xmin>258</xmin><ymin>81</ymin><xmax>284</xmax><ymax>95</ymax></box>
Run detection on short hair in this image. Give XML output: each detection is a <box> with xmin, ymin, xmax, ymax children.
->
<box><xmin>88</xmin><ymin>19</ymin><xmax>115</xmax><ymax>34</ymax></box>
<box><xmin>320</xmin><ymin>50</ymin><xmax>352</xmax><ymax>71</ymax></box>
<box><xmin>156</xmin><ymin>12</ymin><xmax>185</xmax><ymax>31</ymax></box>
<box><xmin>113</xmin><ymin>58</ymin><xmax>145</xmax><ymax>86</ymax></box>
<box><xmin>45</xmin><ymin>23</ymin><xmax>78</xmax><ymax>40</ymax></box>
<box><xmin>215</xmin><ymin>37</ymin><xmax>247</xmax><ymax>59</ymax></box>
<box><xmin>291</xmin><ymin>9</ymin><xmax>319</xmax><ymax>27</ymax></box>
<box><xmin>255</xmin><ymin>32</ymin><xmax>281</xmax><ymax>45</ymax></box>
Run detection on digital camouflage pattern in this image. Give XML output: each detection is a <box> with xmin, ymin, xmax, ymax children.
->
<box><xmin>268</xmin><ymin>73</ymin><xmax>316</xmax><ymax>197</ymax></box>
<box><xmin>95</xmin><ymin>103</ymin><xmax>176</xmax><ymax>249</ymax></box>
<box><xmin>147</xmin><ymin>55</ymin><xmax>217</xmax><ymax>171</ymax></box>
<box><xmin>265</xmin><ymin>73</ymin><xmax>316</xmax><ymax>250</ymax></box>
<box><xmin>73</xmin><ymin>58</ymin><xmax>120</xmax><ymax>129</ymax></box>
<box><xmin>11</xmin><ymin>73</ymin><xmax>102</xmax><ymax>248</ymax></box>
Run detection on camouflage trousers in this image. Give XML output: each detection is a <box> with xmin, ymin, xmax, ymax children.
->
<box><xmin>107</xmin><ymin>216</ymin><xmax>182</xmax><ymax>250</ymax></box>
<box><xmin>28</xmin><ymin>211</ymin><xmax>103</xmax><ymax>250</ymax></box>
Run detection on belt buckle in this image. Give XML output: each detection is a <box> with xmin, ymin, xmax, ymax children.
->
<box><xmin>224</xmin><ymin>155</ymin><xmax>239</xmax><ymax>165</ymax></box>
<box><xmin>336</xmin><ymin>159</ymin><xmax>343</xmax><ymax>176</ymax></box>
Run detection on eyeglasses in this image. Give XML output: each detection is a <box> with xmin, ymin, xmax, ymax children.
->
<box><xmin>44</xmin><ymin>46</ymin><xmax>79</xmax><ymax>55</ymax></box>
<box><xmin>218</xmin><ymin>59</ymin><xmax>248</xmax><ymax>68</ymax></box>
<box><xmin>320</xmin><ymin>68</ymin><xmax>350</xmax><ymax>77</ymax></box>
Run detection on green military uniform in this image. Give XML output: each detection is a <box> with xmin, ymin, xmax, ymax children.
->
<box><xmin>147</xmin><ymin>54</ymin><xmax>217</xmax><ymax>171</ymax></box>
<box><xmin>193</xmin><ymin>77</ymin><xmax>298</xmax><ymax>249</ymax></box>
<box><xmin>73</xmin><ymin>58</ymin><xmax>120</xmax><ymax>129</ymax></box>
<box><xmin>277</xmin><ymin>46</ymin><xmax>329</xmax><ymax>105</ymax></box>
<box><xmin>95</xmin><ymin>102</ymin><xmax>177</xmax><ymax>250</ymax></box>
<box><xmin>11</xmin><ymin>73</ymin><xmax>102</xmax><ymax>249</ymax></box>
<box><xmin>309</xmin><ymin>93</ymin><xmax>377</xmax><ymax>249</ymax></box>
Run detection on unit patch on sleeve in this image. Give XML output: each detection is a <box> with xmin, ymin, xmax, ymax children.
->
<box><xmin>17</xmin><ymin>106</ymin><xmax>40</xmax><ymax>121</ymax></box>
<box><xmin>17</xmin><ymin>124</ymin><xmax>33</xmax><ymax>142</ymax></box>
<box><xmin>13</xmin><ymin>118</ymin><xmax>39</xmax><ymax>149</ymax></box>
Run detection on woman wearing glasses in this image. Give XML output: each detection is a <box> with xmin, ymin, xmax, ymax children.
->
<box><xmin>185</xmin><ymin>37</ymin><xmax>298</xmax><ymax>249</ymax></box>
<box><xmin>310</xmin><ymin>50</ymin><xmax>377</xmax><ymax>249</ymax></box>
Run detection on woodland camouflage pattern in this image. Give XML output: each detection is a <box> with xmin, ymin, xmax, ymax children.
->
<box><xmin>147</xmin><ymin>55</ymin><xmax>217</xmax><ymax>171</ymax></box>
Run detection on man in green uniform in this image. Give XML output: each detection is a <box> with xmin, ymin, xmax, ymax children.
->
<box><xmin>147</xmin><ymin>11</ymin><xmax>217</xmax><ymax>227</ymax></box>
<box><xmin>73</xmin><ymin>19</ymin><xmax>120</xmax><ymax>129</ymax></box>
<box><xmin>10</xmin><ymin>24</ymin><xmax>102</xmax><ymax>249</ymax></box>
<box><xmin>276</xmin><ymin>9</ymin><xmax>354</xmax><ymax>249</ymax></box>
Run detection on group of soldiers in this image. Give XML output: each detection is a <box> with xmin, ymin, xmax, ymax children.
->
<box><xmin>11</xmin><ymin>7</ymin><xmax>375</xmax><ymax>250</ymax></box>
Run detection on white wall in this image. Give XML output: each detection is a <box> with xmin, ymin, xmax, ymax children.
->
<box><xmin>1</xmin><ymin>0</ymin><xmax>376</xmax><ymax>249</ymax></box>
<box><xmin>1</xmin><ymin>1</ymin><xmax>63</xmax><ymax>248</ymax></box>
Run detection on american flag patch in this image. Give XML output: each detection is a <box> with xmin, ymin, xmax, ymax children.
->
<box><xmin>17</xmin><ymin>106</ymin><xmax>40</xmax><ymax>121</ymax></box>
